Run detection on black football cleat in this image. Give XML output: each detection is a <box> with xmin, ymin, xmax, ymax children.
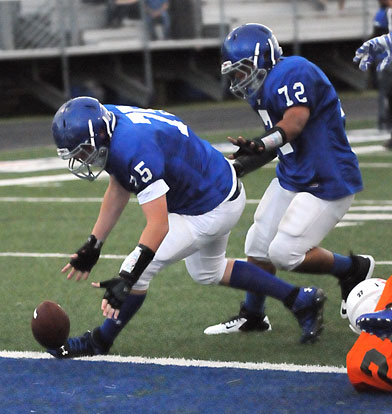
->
<box><xmin>339</xmin><ymin>254</ymin><xmax>375</xmax><ymax>319</ymax></box>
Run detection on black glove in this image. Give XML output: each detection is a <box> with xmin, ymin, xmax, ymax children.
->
<box><xmin>231</xmin><ymin>139</ymin><xmax>257</xmax><ymax>159</ymax></box>
<box><xmin>230</xmin><ymin>126</ymin><xmax>287</xmax><ymax>159</ymax></box>
<box><xmin>99</xmin><ymin>277</ymin><xmax>131</xmax><ymax>309</ymax></box>
<box><xmin>70</xmin><ymin>235</ymin><xmax>103</xmax><ymax>272</ymax></box>
<box><xmin>233</xmin><ymin>150</ymin><xmax>278</xmax><ymax>177</ymax></box>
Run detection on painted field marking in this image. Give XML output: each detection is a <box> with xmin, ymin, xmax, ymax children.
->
<box><xmin>0</xmin><ymin>350</ymin><xmax>346</xmax><ymax>374</ymax></box>
<box><xmin>0</xmin><ymin>252</ymin><xmax>391</xmax><ymax>266</ymax></box>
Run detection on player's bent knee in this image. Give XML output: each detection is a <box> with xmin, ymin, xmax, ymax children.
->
<box><xmin>188</xmin><ymin>269</ymin><xmax>223</xmax><ymax>285</ymax></box>
<box><xmin>268</xmin><ymin>242</ymin><xmax>304</xmax><ymax>271</ymax></box>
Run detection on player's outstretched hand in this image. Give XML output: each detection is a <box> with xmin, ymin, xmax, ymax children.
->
<box><xmin>353</xmin><ymin>33</ymin><xmax>392</xmax><ymax>72</ymax></box>
<box><xmin>61</xmin><ymin>235</ymin><xmax>103</xmax><ymax>281</ymax></box>
<box><xmin>92</xmin><ymin>277</ymin><xmax>130</xmax><ymax>320</ymax></box>
<box><xmin>61</xmin><ymin>257</ymin><xmax>91</xmax><ymax>281</ymax></box>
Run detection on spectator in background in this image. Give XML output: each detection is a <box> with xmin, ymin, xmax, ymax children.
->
<box><xmin>338</xmin><ymin>0</ymin><xmax>345</xmax><ymax>10</ymax></box>
<box><xmin>106</xmin><ymin>0</ymin><xmax>140</xmax><ymax>28</ymax></box>
<box><xmin>145</xmin><ymin>0</ymin><xmax>171</xmax><ymax>40</ymax></box>
<box><xmin>309</xmin><ymin>0</ymin><xmax>345</xmax><ymax>12</ymax></box>
<box><xmin>311</xmin><ymin>0</ymin><xmax>327</xmax><ymax>11</ymax></box>
<box><xmin>374</xmin><ymin>0</ymin><xmax>390</xmax><ymax>37</ymax></box>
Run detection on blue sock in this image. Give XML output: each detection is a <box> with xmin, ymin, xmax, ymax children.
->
<box><xmin>331</xmin><ymin>253</ymin><xmax>353</xmax><ymax>278</ymax></box>
<box><xmin>245</xmin><ymin>292</ymin><xmax>266</xmax><ymax>315</ymax></box>
<box><xmin>98</xmin><ymin>293</ymin><xmax>146</xmax><ymax>344</ymax></box>
<box><xmin>230</xmin><ymin>260</ymin><xmax>295</xmax><ymax>302</ymax></box>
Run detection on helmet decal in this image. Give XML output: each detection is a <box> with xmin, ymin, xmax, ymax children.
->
<box><xmin>88</xmin><ymin>119</ymin><xmax>96</xmax><ymax>147</ymax></box>
<box><xmin>253</xmin><ymin>42</ymin><xmax>260</xmax><ymax>67</ymax></box>
<box><xmin>268</xmin><ymin>38</ymin><xmax>276</xmax><ymax>66</ymax></box>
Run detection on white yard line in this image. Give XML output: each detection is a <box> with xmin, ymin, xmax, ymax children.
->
<box><xmin>0</xmin><ymin>350</ymin><xmax>347</xmax><ymax>373</ymax></box>
<box><xmin>0</xmin><ymin>252</ymin><xmax>126</xmax><ymax>259</ymax></box>
<box><xmin>1</xmin><ymin>197</ymin><xmax>392</xmax><ymax>207</ymax></box>
<box><xmin>0</xmin><ymin>251</ymin><xmax>391</xmax><ymax>266</ymax></box>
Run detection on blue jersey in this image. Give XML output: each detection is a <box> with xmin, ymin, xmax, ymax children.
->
<box><xmin>104</xmin><ymin>105</ymin><xmax>234</xmax><ymax>215</ymax></box>
<box><xmin>248</xmin><ymin>56</ymin><xmax>363</xmax><ymax>200</ymax></box>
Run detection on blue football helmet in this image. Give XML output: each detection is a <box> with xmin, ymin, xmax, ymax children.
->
<box><xmin>221</xmin><ymin>23</ymin><xmax>283</xmax><ymax>100</ymax></box>
<box><xmin>52</xmin><ymin>96</ymin><xmax>116</xmax><ymax>181</ymax></box>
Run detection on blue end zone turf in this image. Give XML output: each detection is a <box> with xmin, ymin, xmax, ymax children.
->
<box><xmin>1</xmin><ymin>356</ymin><xmax>391</xmax><ymax>414</ymax></box>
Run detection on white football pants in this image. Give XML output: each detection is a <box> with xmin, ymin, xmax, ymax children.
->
<box><xmin>132</xmin><ymin>184</ymin><xmax>246</xmax><ymax>291</ymax></box>
<box><xmin>245</xmin><ymin>178</ymin><xmax>354</xmax><ymax>270</ymax></box>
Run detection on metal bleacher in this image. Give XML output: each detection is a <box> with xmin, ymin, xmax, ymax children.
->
<box><xmin>0</xmin><ymin>0</ymin><xmax>378</xmax><ymax>112</ymax></box>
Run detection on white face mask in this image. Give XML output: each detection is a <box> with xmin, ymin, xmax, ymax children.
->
<box><xmin>58</xmin><ymin>143</ymin><xmax>109</xmax><ymax>181</ymax></box>
<box><xmin>56</xmin><ymin>108</ymin><xmax>116</xmax><ymax>181</ymax></box>
<box><xmin>222</xmin><ymin>58</ymin><xmax>267</xmax><ymax>100</ymax></box>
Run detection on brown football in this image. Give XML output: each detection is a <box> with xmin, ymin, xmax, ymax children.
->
<box><xmin>31</xmin><ymin>301</ymin><xmax>70</xmax><ymax>349</ymax></box>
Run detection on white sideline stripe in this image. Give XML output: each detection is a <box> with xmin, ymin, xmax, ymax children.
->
<box><xmin>4</xmin><ymin>198</ymin><xmax>392</xmax><ymax>221</ymax></box>
<box><xmin>0</xmin><ymin>172</ymin><xmax>109</xmax><ymax>187</ymax></box>
<box><xmin>0</xmin><ymin>196</ymin><xmax>106</xmax><ymax>203</ymax></box>
<box><xmin>0</xmin><ymin>128</ymin><xmax>387</xmax><ymax>173</ymax></box>
<box><xmin>360</xmin><ymin>162</ymin><xmax>392</xmax><ymax>168</ymax></box>
<box><xmin>353</xmin><ymin>145</ymin><xmax>385</xmax><ymax>154</ymax></box>
<box><xmin>0</xmin><ymin>197</ymin><xmax>258</xmax><ymax>204</ymax></box>
<box><xmin>0</xmin><ymin>252</ymin><xmax>126</xmax><ymax>259</ymax></box>
<box><xmin>343</xmin><ymin>213</ymin><xmax>392</xmax><ymax>220</ymax></box>
<box><xmin>350</xmin><ymin>206</ymin><xmax>392</xmax><ymax>211</ymax></box>
<box><xmin>0</xmin><ymin>157</ymin><xmax>65</xmax><ymax>173</ymax></box>
<box><xmin>348</xmin><ymin>130</ymin><xmax>389</xmax><ymax>142</ymax></box>
<box><xmin>0</xmin><ymin>350</ymin><xmax>346</xmax><ymax>374</ymax></box>
<box><xmin>0</xmin><ymin>252</ymin><xmax>392</xmax><ymax>266</ymax></box>
<box><xmin>356</xmin><ymin>200</ymin><xmax>392</xmax><ymax>205</ymax></box>
<box><xmin>0</xmin><ymin>174</ymin><xmax>77</xmax><ymax>186</ymax></box>
<box><xmin>2</xmin><ymin>197</ymin><xmax>392</xmax><ymax>210</ymax></box>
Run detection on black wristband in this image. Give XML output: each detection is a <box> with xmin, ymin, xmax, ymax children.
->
<box><xmin>119</xmin><ymin>243</ymin><xmax>155</xmax><ymax>287</ymax></box>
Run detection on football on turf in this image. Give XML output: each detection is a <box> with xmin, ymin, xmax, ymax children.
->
<box><xmin>31</xmin><ymin>301</ymin><xmax>70</xmax><ymax>349</ymax></box>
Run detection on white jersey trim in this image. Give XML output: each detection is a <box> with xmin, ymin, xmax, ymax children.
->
<box><xmin>221</xmin><ymin>158</ymin><xmax>238</xmax><ymax>203</ymax></box>
<box><xmin>137</xmin><ymin>179</ymin><xmax>170</xmax><ymax>205</ymax></box>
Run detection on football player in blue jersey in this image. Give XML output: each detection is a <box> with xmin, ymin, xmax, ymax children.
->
<box><xmin>204</xmin><ymin>23</ymin><xmax>375</xmax><ymax>336</ymax></box>
<box><xmin>48</xmin><ymin>96</ymin><xmax>327</xmax><ymax>358</ymax></box>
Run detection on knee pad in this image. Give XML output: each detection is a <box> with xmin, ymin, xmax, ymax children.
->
<box><xmin>268</xmin><ymin>237</ymin><xmax>305</xmax><ymax>271</ymax></box>
<box><xmin>186</xmin><ymin>258</ymin><xmax>226</xmax><ymax>285</ymax></box>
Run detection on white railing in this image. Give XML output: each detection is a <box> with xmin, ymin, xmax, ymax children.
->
<box><xmin>0</xmin><ymin>0</ymin><xmax>377</xmax><ymax>54</ymax></box>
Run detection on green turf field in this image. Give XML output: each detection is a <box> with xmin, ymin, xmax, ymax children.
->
<box><xmin>0</xmin><ymin>123</ymin><xmax>391</xmax><ymax>368</ymax></box>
